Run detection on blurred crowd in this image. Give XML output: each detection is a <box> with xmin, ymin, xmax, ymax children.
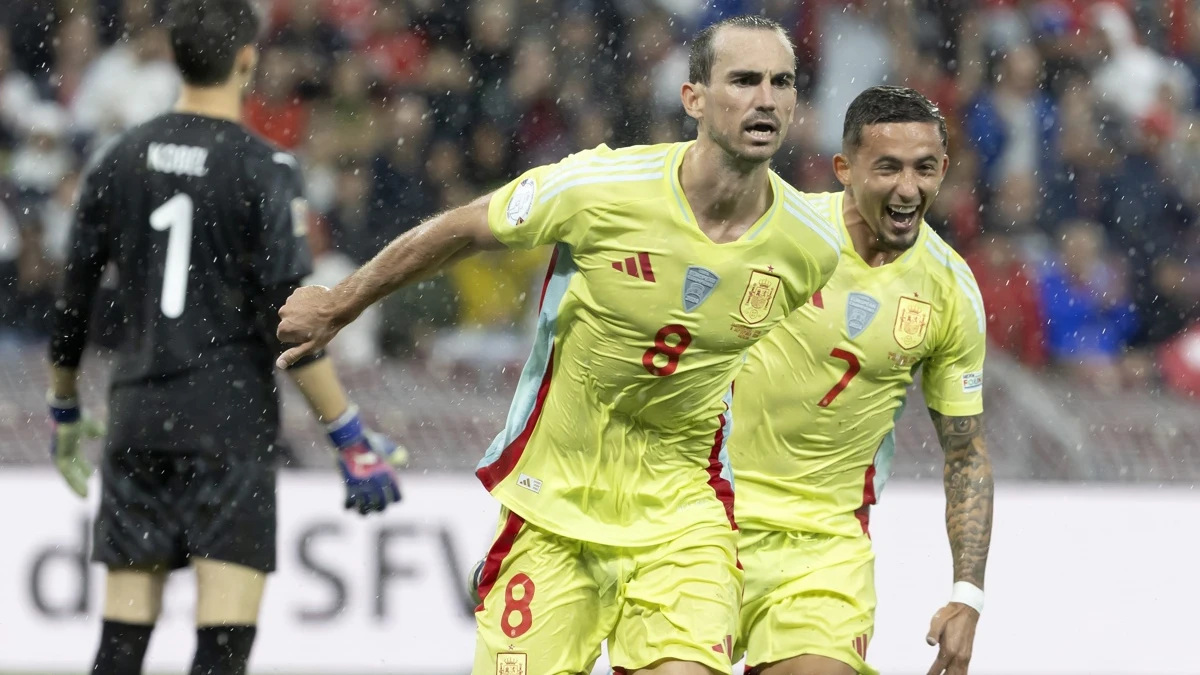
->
<box><xmin>1</xmin><ymin>0</ymin><xmax>1200</xmax><ymax>395</ymax></box>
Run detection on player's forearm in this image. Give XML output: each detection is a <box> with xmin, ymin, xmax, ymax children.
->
<box><xmin>287</xmin><ymin>357</ymin><xmax>350</xmax><ymax>424</ymax></box>
<box><xmin>49</xmin><ymin>365</ymin><xmax>80</xmax><ymax>400</ymax></box>
<box><xmin>929</xmin><ymin>409</ymin><xmax>994</xmax><ymax>588</ymax></box>
<box><xmin>49</xmin><ymin>273</ymin><xmax>103</xmax><ymax>370</ymax></box>
<box><xmin>328</xmin><ymin>194</ymin><xmax>500</xmax><ymax>327</ymax></box>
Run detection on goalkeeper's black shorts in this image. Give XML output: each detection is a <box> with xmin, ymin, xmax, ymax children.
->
<box><xmin>92</xmin><ymin>448</ymin><xmax>278</xmax><ymax>573</ymax></box>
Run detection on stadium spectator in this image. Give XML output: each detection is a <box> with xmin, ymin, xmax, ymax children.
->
<box><xmin>1039</xmin><ymin>219</ymin><xmax>1139</xmax><ymax>391</ymax></box>
<box><xmin>369</xmin><ymin>91</ymin><xmax>435</xmax><ymax>250</ymax></box>
<box><xmin>0</xmin><ymin>26</ymin><xmax>42</xmax><ymax>146</ymax></box>
<box><xmin>48</xmin><ymin>14</ymin><xmax>98</xmax><ymax>108</ymax></box>
<box><xmin>243</xmin><ymin>44</ymin><xmax>311</xmax><ymax>149</ymax></box>
<box><xmin>9</xmin><ymin>102</ymin><xmax>74</xmax><ymax>197</ymax></box>
<box><xmin>1040</xmin><ymin>67</ymin><xmax>1117</xmax><ymax>227</ymax></box>
<box><xmin>356</xmin><ymin>0</ymin><xmax>426</xmax><ymax>86</ymax></box>
<box><xmin>1102</xmin><ymin>106</ymin><xmax>1197</xmax><ymax>347</ymax></box>
<box><xmin>69</xmin><ymin>25</ymin><xmax>179</xmax><ymax>146</ymax></box>
<box><xmin>965</xmin><ymin>231</ymin><xmax>1048</xmax><ymax>368</ymax></box>
<box><xmin>1087</xmin><ymin>1</ymin><xmax>1195</xmax><ymax>125</ymax></box>
<box><xmin>962</xmin><ymin>43</ymin><xmax>1058</xmax><ymax>193</ymax></box>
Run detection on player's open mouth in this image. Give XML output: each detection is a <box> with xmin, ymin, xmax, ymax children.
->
<box><xmin>885</xmin><ymin>204</ymin><xmax>919</xmax><ymax>230</ymax></box>
<box><xmin>744</xmin><ymin>120</ymin><xmax>778</xmax><ymax>142</ymax></box>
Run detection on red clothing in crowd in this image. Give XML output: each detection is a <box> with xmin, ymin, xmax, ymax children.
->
<box><xmin>965</xmin><ymin>248</ymin><xmax>1048</xmax><ymax>368</ymax></box>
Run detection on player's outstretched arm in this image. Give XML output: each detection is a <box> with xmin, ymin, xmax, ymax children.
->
<box><xmin>924</xmin><ymin>409</ymin><xmax>993</xmax><ymax>675</ymax></box>
<box><xmin>276</xmin><ymin>192</ymin><xmax>503</xmax><ymax>368</ymax></box>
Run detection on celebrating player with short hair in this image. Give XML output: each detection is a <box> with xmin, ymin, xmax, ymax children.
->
<box><xmin>730</xmin><ymin>85</ymin><xmax>994</xmax><ymax>675</ymax></box>
<box><xmin>46</xmin><ymin>2</ymin><xmax>404</xmax><ymax>675</ymax></box>
<box><xmin>276</xmin><ymin>15</ymin><xmax>841</xmax><ymax>675</ymax></box>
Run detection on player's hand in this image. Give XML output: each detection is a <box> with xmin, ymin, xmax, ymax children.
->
<box><xmin>276</xmin><ymin>285</ymin><xmax>344</xmax><ymax>369</ymax></box>
<box><xmin>47</xmin><ymin>394</ymin><xmax>106</xmax><ymax>498</ymax></box>
<box><xmin>925</xmin><ymin>602</ymin><xmax>980</xmax><ymax>675</ymax></box>
<box><xmin>327</xmin><ymin>404</ymin><xmax>408</xmax><ymax>515</ymax></box>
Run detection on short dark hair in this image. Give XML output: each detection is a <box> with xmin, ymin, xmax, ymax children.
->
<box><xmin>842</xmin><ymin>86</ymin><xmax>948</xmax><ymax>151</ymax></box>
<box><xmin>165</xmin><ymin>0</ymin><xmax>261</xmax><ymax>86</ymax></box>
<box><xmin>688</xmin><ymin>15</ymin><xmax>794</xmax><ymax>85</ymax></box>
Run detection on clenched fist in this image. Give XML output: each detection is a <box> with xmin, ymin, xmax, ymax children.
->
<box><xmin>276</xmin><ymin>285</ymin><xmax>346</xmax><ymax>368</ymax></box>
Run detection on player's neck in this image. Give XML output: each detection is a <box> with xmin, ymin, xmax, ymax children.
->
<box><xmin>173</xmin><ymin>84</ymin><xmax>243</xmax><ymax>124</ymax></box>
<box><xmin>680</xmin><ymin>142</ymin><xmax>772</xmax><ymax>244</ymax></box>
<box><xmin>843</xmin><ymin>189</ymin><xmax>904</xmax><ymax>267</ymax></box>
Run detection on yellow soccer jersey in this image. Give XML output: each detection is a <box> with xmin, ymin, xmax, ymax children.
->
<box><xmin>475</xmin><ymin>142</ymin><xmax>841</xmax><ymax>547</ymax></box>
<box><xmin>731</xmin><ymin>191</ymin><xmax>986</xmax><ymax>537</ymax></box>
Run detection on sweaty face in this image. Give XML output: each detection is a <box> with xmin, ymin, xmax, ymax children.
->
<box><xmin>699</xmin><ymin>27</ymin><xmax>797</xmax><ymax>166</ymax></box>
<box><xmin>842</xmin><ymin>122</ymin><xmax>947</xmax><ymax>252</ymax></box>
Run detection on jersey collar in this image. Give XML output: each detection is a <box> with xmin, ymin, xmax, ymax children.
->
<box><xmin>667</xmin><ymin>141</ymin><xmax>781</xmax><ymax>245</ymax></box>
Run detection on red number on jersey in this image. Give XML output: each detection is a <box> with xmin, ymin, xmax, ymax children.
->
<box><xmin>818</xmin><ymin>348</ymin><xmax>861</xmax><ymax>407</ymax></box>
<box><xmin>642</xmin><ymin>324</ymin><xmax>692</xmax><ymax>376</ymax></box>
<box><xmin>501</xmin><ymin>573</ymin><xmax>535</xmax><ymax>638</ymax></box>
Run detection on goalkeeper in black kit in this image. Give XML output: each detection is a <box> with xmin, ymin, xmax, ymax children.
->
<box><xmin>45</xmin><ymin>1</ymin><xmax>406</xmax><ymax>674</ymax></box>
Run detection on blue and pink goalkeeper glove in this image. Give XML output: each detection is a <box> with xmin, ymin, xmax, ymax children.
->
<box><xmin>326</xmin><ymin>403</ymin><xmax>408</xmax><ymax>515</ymax></box>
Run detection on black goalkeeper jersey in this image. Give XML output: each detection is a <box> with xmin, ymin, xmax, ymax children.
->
<box><xmin>51</xmin><ymin>112</ymin><xmax>315</xmax><ymax>456</ymax></box>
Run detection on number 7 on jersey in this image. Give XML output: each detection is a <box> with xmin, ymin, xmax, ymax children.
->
<box><xmin>819</xmin><ymin>348</ymin><xmax>861</xmax><ymax>407</ymax></box>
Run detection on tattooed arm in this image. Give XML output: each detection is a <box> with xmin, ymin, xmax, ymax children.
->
<box><xmin>928</xmin><ymin>410</ymin><xmax>993</xmax><ymax>589</ymax></box>
<box><xmin>923</xmin><ymin>409</ymin><xmax>993</xmax><ymax>675</ymax></box>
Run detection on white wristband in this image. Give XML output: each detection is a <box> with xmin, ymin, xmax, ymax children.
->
<box><xmin>950</xmin><ymin>581</ymin><xmax>984</xmax><ymax>613</ymax></box>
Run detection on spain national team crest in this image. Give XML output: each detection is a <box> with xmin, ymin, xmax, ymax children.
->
<box><xmin>846</xmin><ymin>292</ymin><xmax>880</xmax><ymax>339</ymax></box>
<box><xmin>496</xmin><ymin>652</ymin><xmax>527</xmax><ymax>675</ymax></box>
<box><xmin>739</xmin><ymin>270</ymin><xmax>781</xmax><ymax>324</ymax></box>
<box><xmin>683</xmin><ymin>266</ymin><xmax>720</xmax><ymax>312</ymax></box>
<box><xmin>893</xmin><ymin>296</ymin><xmax>932</xmax><ymax>349</ymax></box>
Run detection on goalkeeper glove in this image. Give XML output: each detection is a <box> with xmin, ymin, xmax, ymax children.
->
<box><xmin>47</xmin><ymin>392</ymin><xmax>105</xmax><ymax>498</ymax></box>
<box><xmin>327</xmin><ymin>403</ymin><xmax>408</xmax><ymax>515</ymax></box>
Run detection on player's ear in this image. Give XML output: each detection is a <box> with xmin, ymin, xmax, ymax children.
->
<box><xmin>681</xmin><ymin>81</ymin><xmax>704</xmax><ymax>122</ymax></box>
<box><xmin>235</xmin><ymin>45</ymin><xmax>258</xmax><ymax>81</ymax></box>
<box><xmin>940</xmin><ymin>153</ymin><xmax>950</xmax><ymax>178</ymax></box>
<box><xmin>833</xmin><ymin>152</ymin><xmax>852</xmax><ymax>187</ymax></box>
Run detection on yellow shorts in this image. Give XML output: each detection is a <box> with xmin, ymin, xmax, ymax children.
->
<box><xmin>472</xmin><ymin>507</ymin><xmax>742</xmax><ymax>675</ymax></box>
<box><xmin>736</xmin><ymin>529</ymin><xmax>877</xmax><ymax>675</ymax></box>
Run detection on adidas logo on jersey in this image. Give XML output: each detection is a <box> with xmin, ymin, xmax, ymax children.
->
<box><xmin>516</xmin><ymin>473</ymin><xmax>542</xmax><ymax>493</ymax></box>
<box><xmin>852</xmin><ymin>633</ymin><xmax>870</xmax><ymax>658</ymax></box>
<box><xmin>711</xmin><ymin>634</ymin><xmax>733</xmax><ymax>658</ymax></box>
<box><xmin>612</xmin><ymin>252</ymin><xmax>656</xmax><ymax>281</ymax></box>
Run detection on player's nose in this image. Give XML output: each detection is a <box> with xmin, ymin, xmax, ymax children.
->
<box><xmin>752</xmin><ymin>82</ymin><xmax>777</xmax><ymax>111</ymax></box>
<box><xmin>895</xmin><ymin>169</ymin><xmax>920</xmax><ymax>200</ymax></box>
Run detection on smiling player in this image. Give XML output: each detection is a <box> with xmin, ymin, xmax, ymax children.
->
<box><xmin>730</xmin><ymin>86</ymin><xmax>994</xmax><ymax>675</ymax></box>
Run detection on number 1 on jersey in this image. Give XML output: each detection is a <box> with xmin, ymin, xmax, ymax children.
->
<box><xmin>818</xmin><ymin>348</ymin><xmax>860</xmax><ymax>407</ymax></box>
<box><xmin>149</xmin><ymin>193</ymin><xmax>193</xmax><ymax>319</ymax></box>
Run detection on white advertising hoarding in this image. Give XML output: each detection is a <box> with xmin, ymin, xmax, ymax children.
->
<box><xmin>0</xmin><ymin>470</ymin><xmax>499</xmax><ymax>674</ymax></box>
<box><xmin>0</xmin><ymin>469</ymin><xmax>1196</xmax><ymax>674</ymax></box>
